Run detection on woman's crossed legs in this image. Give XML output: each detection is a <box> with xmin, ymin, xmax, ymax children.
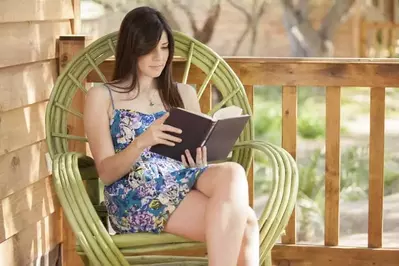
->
<box><xmin>164</xmin><ymin>162</ymin><xmax>259</xmax><ymax>266</ymax></box>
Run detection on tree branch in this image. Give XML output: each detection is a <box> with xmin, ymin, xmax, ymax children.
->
<box><xmin>226</xmin><ymin>0</ymin><xmax>251</xmax><ymax>20</ymax></box>
<box><xmin>319</xmin><ymin>0</ymin><xmax>356</xmax><ymax>40</ymax></box>
<box><xmin>172</xmin><ymin>0</ymin><xmax>198</xmax><ymax>34</ymax></box>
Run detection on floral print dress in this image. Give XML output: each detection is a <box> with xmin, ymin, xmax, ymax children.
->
<box><xmin>104</xmin><ymin>104</ymin><xmax>207</xmax><ymax>234</ymax></box>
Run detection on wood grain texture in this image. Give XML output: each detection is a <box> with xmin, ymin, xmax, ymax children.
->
<box><xmin>58</xmin><ymin>36</ymin><xmax>86</xmax><ymax>266</ymax></box>
<box><xmin>0</xmin><ymin>102</ymin><xmax>47</xmax><ymax>157</ymax></box>
<box><xmin>244</xmin><ymin>85</ymin><xmax>254</xmax><ymax>208</ymax></box>
<box><xmin>368</xmin><ymin>87</ymin><xmax>385</xmax><ymax>248</ymax></box>
<box><xmin>272</xmin><ymin>244</ymin><xmax>399</xmax><ymax>266</ymax></box>
<box><xmin>0</xmin><ymin>0</ymin><xmax>73</xmax><ymax>23</ymax></box>
<box><xmin>0</xmin><ymin>21</ymin><xmax>71</xmax><ymax>68</ymax></box>
<box><xmin>0</xmin><ymin>176</ymin><xmax>59</xmax><ymax>242</ymax></box>
<box><xmin>0</xmin><ymin>141</ymin><xmax>50</xmax><ymax>200</ymax></box>
<box><xmin>325</xmin><ymin>86</ymin><xmax>341</xmax><ymax>246</ymax></box>
<box><xmin>0</xmin><ymin>60</ymin><xmax>57</xmax><ymax>112</ymax></box>
<box><xmin>0</xmin><ymin>211</ymin><xmax>61</xmax><ymax>266</ymax></box>
<box><xmin>281</xmin><ymin>86</ymin><xmax>297</xmax><ymax>244</ymax></box>
<box><xmin>88</xmin><ymin>58</ymin><xmax>399</xmax><ymax>87</ymax></box>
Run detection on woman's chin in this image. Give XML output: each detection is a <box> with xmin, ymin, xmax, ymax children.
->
<box><xmin>148</xmin><ymin>71</ymin><xmax>163</xmax><ymax>78</ymax></box>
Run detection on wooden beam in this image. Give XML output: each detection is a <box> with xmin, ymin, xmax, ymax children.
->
<box><xmin>88</xmin><ymin>58</ymin><xmax>399</xmax><ymax>87</ymax></box>
<box><xmin>272</xmin><ymin>244</ymin><xmax>399</xmax><ymax>266</ymax></box>
<box><xmin>244</xmin><ymin>85</ymin><xmax>254</xmax><ymax>208</ymax></box>
<box><xmin>281</xmin><ymin>86</ymin><xmax>297</xmax><ymax>245</ymax></box>
<box><xmin>58</xmin><ymin>36</ymin><xmax>86</xmax><ymax>266</ymax></box>
<box><xmin>325</xmin><ymin>86</ymin><xmax>341</xmax><ymax>246</ymax></box>
<box><xmin>71</xmin><ymin>0</ymin><xmax>81</xmax><ymax>34</ymax></box>
<box><xmin>368</xmin><ymin>87</ymin><xmax>385</xmax><ymax>248</ymax></box>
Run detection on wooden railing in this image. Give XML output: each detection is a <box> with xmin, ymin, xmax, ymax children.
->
<box><xmin>360</xmin><ymin>19</ymin><xmax>399</xmax><ymax>58</ymax></box>
<box><xmin>84</xmin><ymin>57</ymin><xmax>399</xmax><ymax>265</ymax></box>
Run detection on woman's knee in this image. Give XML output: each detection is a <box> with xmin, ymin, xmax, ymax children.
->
<box><xmin>246</xmin><ymin>207</ymin><xmax>259</xmax><ymax>229</ymax></box>
<box><xmin>214</xmin><ymin>162</ymin><xmax>249</xmax><ymax>199</ymax></box>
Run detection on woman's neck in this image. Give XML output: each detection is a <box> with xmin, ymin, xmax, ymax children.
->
<box><xmin>137</xmin><ymin>75</ymin><xmax>157</xmax><ymax>93</ymax></box>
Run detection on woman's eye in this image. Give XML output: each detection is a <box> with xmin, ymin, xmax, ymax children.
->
<box><xmin>162</xmin><ymin>46</ymin><xmax>169</xmax><ymax>49</ymax></box>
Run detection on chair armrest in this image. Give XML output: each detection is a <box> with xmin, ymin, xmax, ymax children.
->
<box><xmin>52</xmin><ymin>152</ymin><xmax>129</xmax><ymax>266</ymax></box>
<box><xmin>233</xmin><ymin>140</ymin><xmax>299</xmax><ymax>262</ymax></box>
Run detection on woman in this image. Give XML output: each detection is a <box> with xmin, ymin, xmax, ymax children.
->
<box><xmin>83</xmin><ymin>6</ymin><xmax>259</xmax><ymax>266</ymax></box>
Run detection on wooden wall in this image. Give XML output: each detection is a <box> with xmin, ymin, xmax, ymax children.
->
<box><xmin>0</xmin><ymin>0</ymin><xmax>79</xmax><ymax>265</ymax></box>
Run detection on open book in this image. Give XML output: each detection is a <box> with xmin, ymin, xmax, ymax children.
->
<box><xmin>150</xmin><ymin>106</ymin><xmax>250</xmax><ymax>162</ymax></box>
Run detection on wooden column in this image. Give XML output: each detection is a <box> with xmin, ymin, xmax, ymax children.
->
<box><xmin>325</xmin><ymin>86</ymin><xmax>341</xmax><ymax>246</ymax></box>
<box><xmin>281</xmin><ymin>86</ymin><xmax>297</xmax><ymax>244</ymax></box>
<box><xmin>368</xmin><ymin>87</ymin><xmax>385</xmax><ymax>248</ymax></box>
<box><xmin>58</xmin><ymin>35</ymin><xmax>86</xmax><ymax>266</ymax></box>
<box><xmin>244</xmin><ymin>85</ymin><xmax>255</xmax><ymax>208</ymax></box>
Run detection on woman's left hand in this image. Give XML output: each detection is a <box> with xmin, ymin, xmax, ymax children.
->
<box><xmin>181</xmin><ymin>146</ymin><xmax>207</xmax><ymax>168</ymax></box>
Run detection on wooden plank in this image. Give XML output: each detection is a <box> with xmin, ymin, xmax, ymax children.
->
<box><xmin>0</xmin><ymin>212</ymin><xmax>61</xmax><ymax>266</ymax></box>
<box><xmin>0</xmin><ymin>0</ymin><xmax>73</xmax><ymax>23</ymax></box>
<box><xmin>71</xmin><ymin>0</ymin><xmax>81</xmax><ymax>34</ymax></box>
<box><xmin>0</xmin><ymin>101</ymin><xmax>47</xmax><ymax>157</ymax></box>
<box><xmin>325</xmin><ymin>86</ymin><xmax>341</xmax><ymax>246</ymax></box>
<box><xmin>0</xmin><ymin>141</ymin><xmax>50</xmax><ymax>200</ymax></box>
<box><xmin>281</xmin><ymin>86</ymin><xmax>297</xmax><ymax>244</ymax></box>
<box><xmin>58</xmin><ymin>36</ymin><xmax>86</xmax><ymax>266</ymax></box>
<box><xmin>0</xmin><ymin>176</ymin><xmax>59</xmax><ymax>242</ymax></box>
<box><xmin>29</xmin><ymin>244</ymin><xmax>60</xmax><ymax>266</ymax></box>
<box><xmin>244</xmin><ymin>85</ymin><xmax>254</xmax><ymax>208</ymax></box>
<box><xmin>0</xmin><ymin>21</ymin><xmax>71</xmax><ymax>68</ymax></box>
<box><xmin>89</xmin><ymin>59</ymin><xmax>399</xmax><ymax>87</ymax></box>
<box><xmin>0</xmin><ymin>60</ymin><xmax>57</xmax><ymax>112</ymax></box>
<box><xmin>272</xmin><ymin>244</ymin><xmax>399</xmax><ymax>266</ymax></box>
<box><xmin>368</xmin><ymin>87</ymin><xmax>385</xmax><ymax>248</ymax></box>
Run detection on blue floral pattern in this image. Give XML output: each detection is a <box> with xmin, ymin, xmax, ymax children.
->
<box><xmin>105</xmin><ymin>109</ymin><xmax>207</xmax><ymax>234</ymax></box>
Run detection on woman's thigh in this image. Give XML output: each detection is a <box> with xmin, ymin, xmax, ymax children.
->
<box><xmin>194</xmin><ymin>162</ymin><xmax>248</xmax><ymax>200</ymax></box>
<box><xmin>163</xmin><ymin>189</ymin><xmax>208</xmax><ymax>242</ymax></box>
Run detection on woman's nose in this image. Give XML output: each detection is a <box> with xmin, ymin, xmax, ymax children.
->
<box><xmin>152</xmin><ymin>49</ymin><xmax>162</xmax><ymax>61</ymax></box>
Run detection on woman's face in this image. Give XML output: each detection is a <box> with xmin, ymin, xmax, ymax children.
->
<box><xmin>137</xmin><ymin>31</ymin><xmax>169</xmax><ymax>78</ymax></box>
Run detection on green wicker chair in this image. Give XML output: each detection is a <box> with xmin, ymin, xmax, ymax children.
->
<box><xmin>45</xmin><ymin>31</ymin><xmax>298</xmax><ymax>266</ymax></box>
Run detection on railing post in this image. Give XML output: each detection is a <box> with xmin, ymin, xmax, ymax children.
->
<box><xmin>58</xmin><ymin>35</ymin><xmax>86</xmax><ymax>266</ymax></box>
<box><xmin>281</xmin><ymin>86</ymin><xmax>297</xmax><ymax>245</ymax></box>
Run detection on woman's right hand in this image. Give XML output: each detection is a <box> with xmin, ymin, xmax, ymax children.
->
<box><xmin>134</xmin><ymin>112</ymin><xmax>182</xmax><ymax>149</ymax></box>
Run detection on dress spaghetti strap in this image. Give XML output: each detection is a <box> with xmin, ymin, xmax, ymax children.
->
<box><xmin>104</xmin><ymin>84</ymin><xmax>115</xmax><ymax>110</ymax></box>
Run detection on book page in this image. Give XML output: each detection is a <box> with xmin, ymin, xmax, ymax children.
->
<box><xmin>213</xmin><ymin>105</ymin><xmax>243</xmax><ymax>120</ymax></box>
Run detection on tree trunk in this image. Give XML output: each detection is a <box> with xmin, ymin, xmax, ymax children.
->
<box><xmin>281</xmin><ymin>0</ymin><xmax>356</xmax><ymax>57</ymax></box>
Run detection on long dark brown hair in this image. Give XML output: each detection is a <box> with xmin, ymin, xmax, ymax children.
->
<box><xmin>107</xmin><ymin>6</ymin><xmax>184</xmax><ymax>109</ymax></box>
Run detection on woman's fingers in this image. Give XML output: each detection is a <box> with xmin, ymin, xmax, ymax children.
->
<box><xmin>202</xmin><ymin>146</ymin><xmax>207</xmax><ymax>166</ymax></box>
<box><xmin>181</xmin><ymin>154</ymin><xmax>189</xmax><ymax>168</ymax></box>
<box><xmin>158</xmin><ymin>132</ymin><xmax>182</xmax><ymax>143</ymax></box>
<box><xmin>195</xmin><ymin>147</ymin><xmax>202</xmax><ymax>166</ymax></box>
<box><xmin>161</xmin><ymin>124</ymin><xmax>182</xmax><ymax>134</ymax></box>
<box><xmin>185</xmin><ymin>149</ymin><xmax>196</xmax><ymax>167</ymax></box>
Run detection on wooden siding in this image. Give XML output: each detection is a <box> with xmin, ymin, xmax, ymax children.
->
<box><xmin>0</xmin><ymin>0</ymin><xmax>78</xmax><ymax>265</ymax></box>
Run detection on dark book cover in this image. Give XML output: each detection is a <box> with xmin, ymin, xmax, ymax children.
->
<box><xmin>204</xmin><ymin>116</ymin><xmax>250</xmax><ymax>161</ymax></box>
<box><xmin>150</xmin><ymin>107</ymin><xmax>250</xmax><ymax>162</ymax></box>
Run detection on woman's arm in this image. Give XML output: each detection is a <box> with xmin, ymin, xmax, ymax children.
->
<box><xmin>177</xmin><ymin>83</ymin><xmax>202</xmax><ymax>113</ymax></box>
<box><xmin>83</xmin><ymin>86</ymin><xmax>145</xmax><ymax>185</ymax></box>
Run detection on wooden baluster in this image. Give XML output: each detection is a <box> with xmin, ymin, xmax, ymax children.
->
<box><xmin>244</xmin><ymin>85</ymin><xmax>254</xmax><ymax>208</ymax></box>
<box><xmin>325</xmin><ymin>86</ymin><xmax>341</xmax><ymax>246</ymax></box>
<box><xmin>281</xmin><ymin>86</ymin><xmax>297</xmax><ymax>244</ymax></box>
<box><xmin>368</xmin><ymin>87</ymin><xmax>385</xmax><ymax>248</ymax></box>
